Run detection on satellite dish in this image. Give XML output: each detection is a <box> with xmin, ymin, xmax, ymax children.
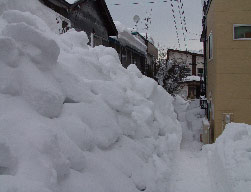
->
<box><xmin>133</xmin><ymin>15</ymin><xmax>140</xmax><ymax>24</ymax></box>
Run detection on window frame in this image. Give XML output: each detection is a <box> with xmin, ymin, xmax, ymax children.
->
<box><xmin>233</xmin><ymin>24</ymin><xmax>251</xmax><ymax>40</ymax></box>
<box><xmin>208</xmin><ymin>32</ymin><xmax>213</xmax><ymax>60</ymax></box>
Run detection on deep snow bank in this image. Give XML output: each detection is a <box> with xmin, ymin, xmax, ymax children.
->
<box><xmin>204</xmin><ymin>123</ymin><xmax>251</xmax><ymax>192</ymax></box>
<box><xmin>0</xmin><ymin>1</ymin><xmax>182</xmax><ymax>192</ymax></box>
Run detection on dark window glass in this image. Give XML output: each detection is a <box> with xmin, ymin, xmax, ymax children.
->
<box><xmin>198</xmin><ymin>68</ymin><xmax>204</xmax><ymax>74</ymax></box>
<box><xmin>234</xmin><ymin>25</ymin><xmax>251</xmax><ymax>39</ymax></box>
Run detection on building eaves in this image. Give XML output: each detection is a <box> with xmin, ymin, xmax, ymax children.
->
<box><xmin>204</xmin><ymin>0</ymin><xmax>213</xmax><ymax>16</ymax></box>
<box><xmin>69</xmin><ymin>0</ymin><xmax>118</xmax><ymax>36</ymax></box>
<box><xmin>168</xmin><ymin>49</ymin><xmax>204</xmax><ymax>57</ymax></box>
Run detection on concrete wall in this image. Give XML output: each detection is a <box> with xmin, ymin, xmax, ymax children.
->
<box><xmin>206</xmin><ymin>0</ymin><xmax>251</xmax><ymax>141</ymax></box>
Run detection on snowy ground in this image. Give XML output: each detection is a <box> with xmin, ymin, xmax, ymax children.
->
<box><xmin>170</xmin><ymin>151</ymin><xmax>212</xmax><ymax>192</ymax></box>
<box><xmin>171</xmin><ymin>97</ymin><xmax>212</xmax><ymax>192</ymax></box>
<box><xmin>173</xmin><ymin>97</ymin><xmax>251</xmax><ymax>192</ymax></box>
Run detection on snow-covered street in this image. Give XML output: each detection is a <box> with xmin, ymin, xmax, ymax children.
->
<box><xmin>171</xmin><ymin>97</ymin><xmax>212</xmax><ymax>192</ymax></box>
<box><xmin>172</xmin><ymin>97</ymin><xmax>251</xmax><ymax>192</ymax></box>
<box><xmin>170</xmin><ymin>150</ymin><xmax>212</xmax><ymax>192</ymax></box>
<box><xmin>0</xmin><ymin>1</ymin><xmax>251</xmax><ymax>192</ymax></box>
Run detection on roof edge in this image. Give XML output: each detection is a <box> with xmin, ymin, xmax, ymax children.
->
<box><xmin>167</xmin><ymin>49</ymin><xmax>204</xmax><ymax>57</ymax></box>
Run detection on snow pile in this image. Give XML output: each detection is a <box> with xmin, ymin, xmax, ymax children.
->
<box><xmin>173</xmin><ymin>97</ymin><xmax>204</xmax><ymax>151</ymax></box>
<box><xmin>0</xmin><ymin>1</ymin><xmax>182</xmax><ymax>192</ymax></box>
<box><xmin>113</xmin><ymin>21</ymin><xmax>147</xmax><ymax>54</ymax></box>
<box><xmin>204</xmin><ymin>123</ymin><xmax>251</xmax><ymax>192</ymax></box>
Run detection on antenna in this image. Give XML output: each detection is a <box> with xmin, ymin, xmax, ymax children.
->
<box><xmin>133</xmin><ymin>15</ymin><xmax>140</xmax><ymax>24</ymax></box>
<box><xmin>133</xmin><ymin>15</ymin><xmax>140</xmax><ymax>31</ymax></box>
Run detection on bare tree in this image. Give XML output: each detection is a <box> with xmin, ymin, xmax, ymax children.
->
<box><xmin>156</xmin><ymin>48</ymin><xmax>190</xmax><ymax>96</ymax></box>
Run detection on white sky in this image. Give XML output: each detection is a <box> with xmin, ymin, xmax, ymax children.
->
<box><xmin>106</xmin><ymin>0</ymin><xmax>203</xmax><ymax>51</ymax></box>
<box><xmin>65</xmin><ymin>0</ymin><xmax>203</xmax><ymax>52</ymax></box>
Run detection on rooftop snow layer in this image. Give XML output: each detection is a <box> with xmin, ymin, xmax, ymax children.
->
<box><xmin>183</xmin><ymin>76</ymin><xmax>201</xmax><ymax>82</ymax></box>
<box><xmin>65</xmin><ymin>0</ymin><xmax>77</xmax><ymax>4</ymax></box>
<box><xmin>113</xmin><ymin>21</ymin><xmax>147</xmax><ymax>54</ymax></box>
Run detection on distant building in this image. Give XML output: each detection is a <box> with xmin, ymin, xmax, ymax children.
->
<box><xmin>166</xmin><ymin>49</ymin><xmax>204</xmax><ymax>99</ymax></box>
<box><xmin>201</xmin><ymin>0</ymin><xmax>251</xmax><ymax>143</ymax></box>
<box><xmin>41</xmin><ymin>0</ymin><xmax>118</xmax><ymax>46</ymax></box>
<box><xmin>167</xmin><ymin>49</ymin><xmax>204</xmax><ymax>77</ymax></box>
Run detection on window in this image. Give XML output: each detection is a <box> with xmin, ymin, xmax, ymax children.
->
<box><xmin>197</xmin><ymin>68</ymin><xmax>204</xmax><ymax>75</ymax></box>
<box><xmin>234</xmin><ymin>25</ymin><xmax>251</xmax><ymax>40</ymax></box>
<box><xmin>208</xmin><ymin>33</ymin><xmax>213</xmax><ymax>60</ymax></box>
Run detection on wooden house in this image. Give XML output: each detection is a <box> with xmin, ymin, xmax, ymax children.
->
<box><xmin>109</xmin><ymin>37</ymin><xmax>146</xmax><ymax>73</ymax></box>
<box><xmin>40</xmin><ymin>0</ymin><xmax>118</xmax><ymax>46</ymax></box>
<box><xmin>132</xmin><ymin>32</ymin><xmax>158</xmax><ymax>78</ymax></box>
<box><xmin>166</xmin><ymin>49</ymin><xmax>204</xmax><ymax>100</ymax></box>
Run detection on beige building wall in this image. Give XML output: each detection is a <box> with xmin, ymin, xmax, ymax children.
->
<box><xmin>206</xmin><ymin>0</ymin><xmax>251</xmax><ymax>141</ymax></box>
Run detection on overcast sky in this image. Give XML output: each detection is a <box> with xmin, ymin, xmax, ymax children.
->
<box><xmin>106</xmin><ymin>0</ymin><xmax>203</xmax><ymax>52</ymax></box>
<box><xmin>66</xmin><ymin>0</ymin><xmax>203</xmax><ymax>51</ymax></box>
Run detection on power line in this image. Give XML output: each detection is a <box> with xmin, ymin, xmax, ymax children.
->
<box><xmin>177</xmin><ymin>2</ymin><xmax>186</xmax><ymax>49</ymax></box>
<box><xmin>112</xmin><ymin>0</ymin><xmax>200</xmax><ymax>50</ymax></box>
<box><xmin>179</xmin><ymin>0</ymin><xmax>188</xmax><ymax>34</ymax></box>
<box><xmin>170</xmin><ymin>0</ymin><xmax>181</xmax><ymax>48</ymax></box>
<box><xmin>177</xmin><ymin>0</ymin><xmax>188</xmax><ymax>50</ymax></box>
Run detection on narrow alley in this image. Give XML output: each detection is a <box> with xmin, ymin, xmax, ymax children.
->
<box><xmin>171</xmin><ymin>97</ymin><xmax>213</xmax><ymax>192</ymax></box>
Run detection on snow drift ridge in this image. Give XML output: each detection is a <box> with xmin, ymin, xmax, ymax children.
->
<box><xmin>0</xmin><ymin>1</ymin><xmax>182</xmax><ymax>192</ymax></box>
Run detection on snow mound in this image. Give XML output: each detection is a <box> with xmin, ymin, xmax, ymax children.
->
<box><xmin>0</xmin><ymin>1</ymin><xmax>182</xmax><ymax>192</ymax></box>
<box><xmin>204</xmin><ymin>123</ymin><xmax>251</xmax><ymax>192</ymax></box>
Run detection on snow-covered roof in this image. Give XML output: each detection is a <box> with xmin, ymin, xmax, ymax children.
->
<box><xmin>183</xmin><ymin>76</ymin><xmax>202</xmax><ymax>82</ymax></box>
<box><xmin>168</xmin><ymin>49</ymin><xmax>204</xmax><ymax>56</ymax></box>
<box><xmin>113</xmin><ymin>21</ymin><xmax>147</xmax><ymax>54</ymax></box>
<box><xmin>64</xmin><ymin>0</ymin><xmax>77</xmax><ymax>4</ymax></box>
